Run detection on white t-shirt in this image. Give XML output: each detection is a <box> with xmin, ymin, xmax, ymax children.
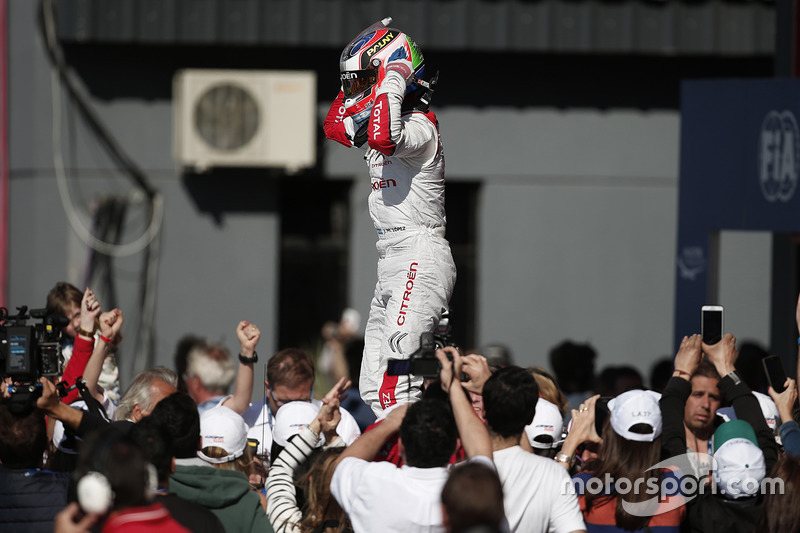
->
<box><xmin>493</xmin><ymin>446</ymin><xmax>586</xmax><ymax>533</ymax></box>
<box><xmin>331</xmin><ymin>455</ymin><xmax>496</xmax><ymax>533</ymax></box>
<box><xmin>331</xmin><ymin>457</ymin><xmax>448</xmax><ymax>533</ymax></box>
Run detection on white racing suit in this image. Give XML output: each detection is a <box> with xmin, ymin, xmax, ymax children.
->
<box><xmin>324</xmin><ymin>70</ymin><xmax>456</xmax><ymax>415</ymax></box>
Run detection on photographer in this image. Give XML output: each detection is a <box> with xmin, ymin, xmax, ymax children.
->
<box><xmin>0</xmin><ymin>292</ymin><xmax>98</xmax><ymax>417</ymax></box>
<box><xmin>329</xmin><ymin>346</ymin><xmax>492</xmax><ymax>532</ymax></box>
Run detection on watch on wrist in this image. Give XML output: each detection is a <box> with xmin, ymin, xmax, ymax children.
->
<box><xmin>77</xmin><ymin>326</ymin><xmax>94</xmax><ymax>338</ymax></box>
<box><xmin>555</xmin><ymin>452</ymin><xmax>574</xmax><ymax>468</ymax></box>
<box><xmin>238</xmin><ymin>351</ymin><xmax>258</xmax><ymax>364</ymax></box>
<box><xmin>726</xmin><ymin>369</ymin><xmax>742</xmax><ymax>386</ymax></box>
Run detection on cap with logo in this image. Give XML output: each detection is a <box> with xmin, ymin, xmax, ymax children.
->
<box><xmin>524</xmin><ymin>398</ymin><xmax>565</xmax><ymax>449</ymax></box>
<box><xmin>712</xmin><ymin>419</ymin><xmax>766</xmax><ymax>500</ymax></box>
<box><xmin>607</xmin><ymin>389</ymin><xmax>662</xmax><ymax>442</ymax></box>
<box><xmin>197</xmin><ymin>405</ymin><xmax>249</xmax><ymax>464</ymax></box>
<box><xmin>273</xmin><ymin>401</ymin><xmax>322</xmax><ymax>448</ymax></box>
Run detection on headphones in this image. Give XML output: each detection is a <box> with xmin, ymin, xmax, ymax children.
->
<box><xmin>75</xmin><ymin>428</ymin><xmax>158</xmax><ymax>515</ymax></box>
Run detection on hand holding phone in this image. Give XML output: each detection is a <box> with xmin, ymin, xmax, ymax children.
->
<box><xmin>763</xmin><ymin>355</ymin><xmax>788</xmax><ymax>394</ymax></box>
<box><xmin>701</xmin><ymin>305</ymin><xmax>724</xmax><ymax>345</ymax></box>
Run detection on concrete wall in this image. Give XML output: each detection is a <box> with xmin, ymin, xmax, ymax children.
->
<box><xmin>6</xmin><ymin>0</ymin><xmax>773</xmax><ymax>396</ymax></box>
<box><xmin>328</xmin><ymin>107</ymin><xmax>690</xmax><ymax>377</ymax></box>
<box><xmin>8</xmin><ymin>2</ymin><xmax>282</xmax><ymax>395</ymax></box>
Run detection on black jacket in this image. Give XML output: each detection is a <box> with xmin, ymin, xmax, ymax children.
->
<box><xmin>660</xmin><ymin>373</ymin><xmax>778</xmax><ymax>533</ymax></box>
<box><xmin>0</xmin><ymin>465</ymin><xmax>71</xmax><ymax>533</ymax></box>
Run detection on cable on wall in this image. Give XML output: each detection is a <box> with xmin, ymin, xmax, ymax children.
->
<box><xmin>38</xmin><ymin>0</ymin><xmax>164</xmax><ymax>373</ymax></box>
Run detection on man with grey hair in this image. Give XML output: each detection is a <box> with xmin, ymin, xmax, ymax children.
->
<box><xmin>114</xmin><ymin>367</ymin><xmax>179</xmax><ymax>423</ymax></box>
<box><xmin>183</xmin><ymin>320</ymin><xmax>261</xmax><ymax>415</ymax></box>
<box><xmin>35</xmin><ymin>366</ymin><xmax>178</xmax><ymax>441</ymax></box>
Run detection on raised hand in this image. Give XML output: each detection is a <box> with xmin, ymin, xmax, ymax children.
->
<box><xmin>701</xmin><ymin>332</ymin><xmax>738</xmax><ymax>376</ymax></box>
<box><xmin>322</xmin><ymin>376</ymin><xmax>352</xmax><ymax>404</ymax></box>
<box><xmin>436</xmin><ymin>346</ymin><xmax>462</xmax><ymax>392</ymax></box>
<box><xmin>236</xmin><ymin>321</ymin><xmax>261</xmax><ymax>358</ymax></box>
<box><xmin>768</xmin><ymin>377</ymin><xmax>798</xmax><ymax>425</ymax></box>
<box><xmin>317</xmin><ymin>397</ymin><xmax>343</xmax><ymax>443</ymax></box>
<box><xmin>78</xmin><ymin>288</ymin><xmax>101</xmax><ymax>337</ymax></box>
<box><xmin>558</xmin><ymin>394</ymin><xmax>603</xmax><ymax>469</ymax></box>
<box><xmin>461</xmin><ymin>353</ymin><xmax>491</xmax><ymax>394</ymax></box>
<box><xmin>99</xmin><ymin>309</ymin><xmax>123</xmax><ymax>340</ymax></box>
<box><xmin>385</xmin><ymin>54</ymin><xmax>415</xmax><ymax>84</ymax></box>
<box><xmin>674</xmin><ymin>334</ymin><xmax>703</xmax><ymax>380</ymax></box>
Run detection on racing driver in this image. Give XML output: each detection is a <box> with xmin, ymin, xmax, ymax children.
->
<box><xmin>323</xmin><ymin>18</ymin><xmax>456</xmax><ymax>415</ymax></box>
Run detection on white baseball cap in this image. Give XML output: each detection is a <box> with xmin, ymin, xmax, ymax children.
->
<box><xmin>752</xmin><ymin>391</ymin><xmax>780</xmax><ymax>436</ymax></box>
<box><xmin>198</xmin><ymin>405</ymin><xmax>249</xmax><ymax>464</ymax></box>
<box><xmin>524</xmin><ymin>398</ymin><xmax>564</xmax><ymax>449</ymax></box>
<box><xmin>273</xmin><ymin>401</ymin><xmax>321</xmax><ymax>447</ymax></box>
<box><xmin>608</xmin><ymin>389</ymin><xmax>662</xmax><ymax>442</ymax></box>
<box><xmin>713</xmin><ymin>420</ymin><xmax>766</xmax><ymax>499</ymax></box>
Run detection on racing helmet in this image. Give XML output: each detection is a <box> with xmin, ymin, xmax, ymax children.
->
<box><xmin>339</xmin><ymin>17</ymin><xmax>429</xmax><ymax>124</ymax></box>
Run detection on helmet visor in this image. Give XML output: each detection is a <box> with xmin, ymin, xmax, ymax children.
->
<box><xmin>341</xmin><ymin>68</ymin><xmax>378</xmax><ymax>99</ymax></box>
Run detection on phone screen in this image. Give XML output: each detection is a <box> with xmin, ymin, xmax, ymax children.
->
<box><xmin>762</xmin><ymin>355</ymin><xmax>787</xmax><ymax>393</ymax></box>
<box><xmin>701</xmin><ymin>307</ymin><xmax>723</xmax><ymax>345</ymax></box>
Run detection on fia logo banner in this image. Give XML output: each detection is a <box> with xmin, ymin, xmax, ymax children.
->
<box><xmin>759</xmin><ymin>110</ymin><xmax>799</xmax><ymax>203</ymax></box>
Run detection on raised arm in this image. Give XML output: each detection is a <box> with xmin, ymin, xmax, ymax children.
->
<box><xmin>82</xmin><ymin>308</ymin><xmax>123</xmax><ymax>402</ymax></box>
<box><xmin>769</xmin><ymin>377</ymin><xmax>798</xmax><ymax>428</ymax></box>
<box><xmin>704</xmin><ymin>333</ymin><xmax>779</xmax><ymax>471</ymax></box>
<box><xmin>323</xmin><ymin>91</ymin><xmax>361</xmax><ymax>148</ymax></box>
<box><xmin>59</xmin><ymin>288</ymin><xmax>100</xmax><ymax>404</ymax></box>
<box><xmin>437</xmin><ymin>347</ymin><xmax>492</xmax><ymax>460</ymax></box>
<box><xmin>660</xmin><ymin>334</ymin><xmax>703</xmax><ymax>460</ymax></box>
<box><xmin>266</xmin><ymin>393</ymin><xmax>345</xmax><ymax>533</ymax></box>
<box><xmin>558</xmin><ymin>394</ymin><xmax>603</xmax><ymax>470</ymax></box>
<box><xmin>334</xmin><ymin>402</ymin><xmax>408</xmax><ymax>468</ymax></box>
<box><xmin>460</xmin><ymin>353</ymin><xmax>492</xmax><ymax>395</ymax></box>
<box><xmin>36</xmin><ymin>377</ymin><xmax>84</xmax><ymax>430</ymax></box>
<box><xmin>222</xmin><ymin>321</ymin><xmax>259</xmax><ymax>415</ymax></box>
<box><xmin>771</xmin><ymin>378</ymin><xmax>800</xmax><ymax>457</ymax></box>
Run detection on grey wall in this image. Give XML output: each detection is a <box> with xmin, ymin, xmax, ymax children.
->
<box><xmin>328</xmin><ymin>107</ymin><xmax>690</xmax><ymax>377</ymax></box>
<box><xmin>7</xmin><ymin>0</ymin><xmax>773</xmax><ymax>397</ymax></box>
<box><xmin>8</xmin><ymin>1</ymin><xmax>281</xmax><ymax>398</ymax></box>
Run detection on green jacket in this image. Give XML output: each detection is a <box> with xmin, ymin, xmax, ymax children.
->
<box><xmin>170</xmin><ymin>464</ymin><xmax>273</xmax><ymax>533</ymax></box>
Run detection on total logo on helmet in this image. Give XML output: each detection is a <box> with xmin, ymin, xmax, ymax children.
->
<box><xmin>339</xmin><ymin>19</ymin><xmax>425</xmax><ymax>125</ymax></box>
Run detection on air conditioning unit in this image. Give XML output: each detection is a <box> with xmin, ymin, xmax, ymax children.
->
<box><xmin>173</xmin><ymin>69</ymin><xmax>316</xmax><ymax>172</ymax></box>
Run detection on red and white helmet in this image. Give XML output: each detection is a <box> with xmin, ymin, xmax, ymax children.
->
<box><xmin>339</xmin><ymin>17</ymin><xmax>426</xmax><ymax>124</ymax></box>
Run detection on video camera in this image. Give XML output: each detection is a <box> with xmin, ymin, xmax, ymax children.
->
<box><xmin>1</xmin><ymin>305</ymin><xmax>67</xmax><ymax>413</ymax></box>
<box><xmin>386</xmin><ymin>310</ymin><xmax>459</xmax><ymax>379</ymax></box>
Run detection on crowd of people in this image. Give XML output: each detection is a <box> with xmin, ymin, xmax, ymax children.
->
<box><xmin>3</xmin><ymin>10</ymin><xmax>797</xmax><ymax>532</ymax></box>
<box><xmin>1</xmin><ymin>282</ymin><xmax>800</xmax><ymax>533</ymax></box>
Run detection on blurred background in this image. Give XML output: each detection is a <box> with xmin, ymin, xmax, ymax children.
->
<box><xmin>2</xmin><ymin>0</ymin><xmax>798</xmax><ymax>397</ymax></box>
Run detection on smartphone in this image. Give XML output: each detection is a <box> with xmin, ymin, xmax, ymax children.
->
<box><xmin>762</xmin><ymin>355</ymin><xmax>787</xmax><ymax>393</ymax></box>
<box><xmin>701</xmin><ymin>305</ymin><xmax>724</xmax><ymax>345</ymax></box>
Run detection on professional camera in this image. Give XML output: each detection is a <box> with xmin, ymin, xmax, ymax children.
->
<box><xmin>386</xmin><ymin>309</ymin><xmax>460</xmax><ymax>379</ymax></box>
<box><xmin>1</xmin><ymin>306</ymin><xmax>66</xmax><ymax>413</ymax></box>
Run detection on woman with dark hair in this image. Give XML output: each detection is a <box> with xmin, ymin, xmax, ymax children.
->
<box><xmin>267</xmin><ymin>379</ymin><xmax>352</xmax><ymax>533</ymax></box>
<box><xmin>756</xmin><ymin>454</ymin><xmax>800</xmax><ymax>532</ymax></box>
<box><xmin>294</xmin><ymin>448</ymin><xmax>349</xmax><ymax>533</ymax></box>
<box><xmin>572</xmin><ymin>389</ymin><xmax>685</xmax><ymax>532</ymax></box>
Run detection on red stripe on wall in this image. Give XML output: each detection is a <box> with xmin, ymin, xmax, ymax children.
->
<box><xmin>0</xmin><ymin>0</ymin><xmax>8</xmax><ymax>308</ymax></box>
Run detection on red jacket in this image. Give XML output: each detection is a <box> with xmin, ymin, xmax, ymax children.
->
<box><xmin>59</xmin><ymin>336</ymin><xmax>93</xmax><ymax>404</ymax></box>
